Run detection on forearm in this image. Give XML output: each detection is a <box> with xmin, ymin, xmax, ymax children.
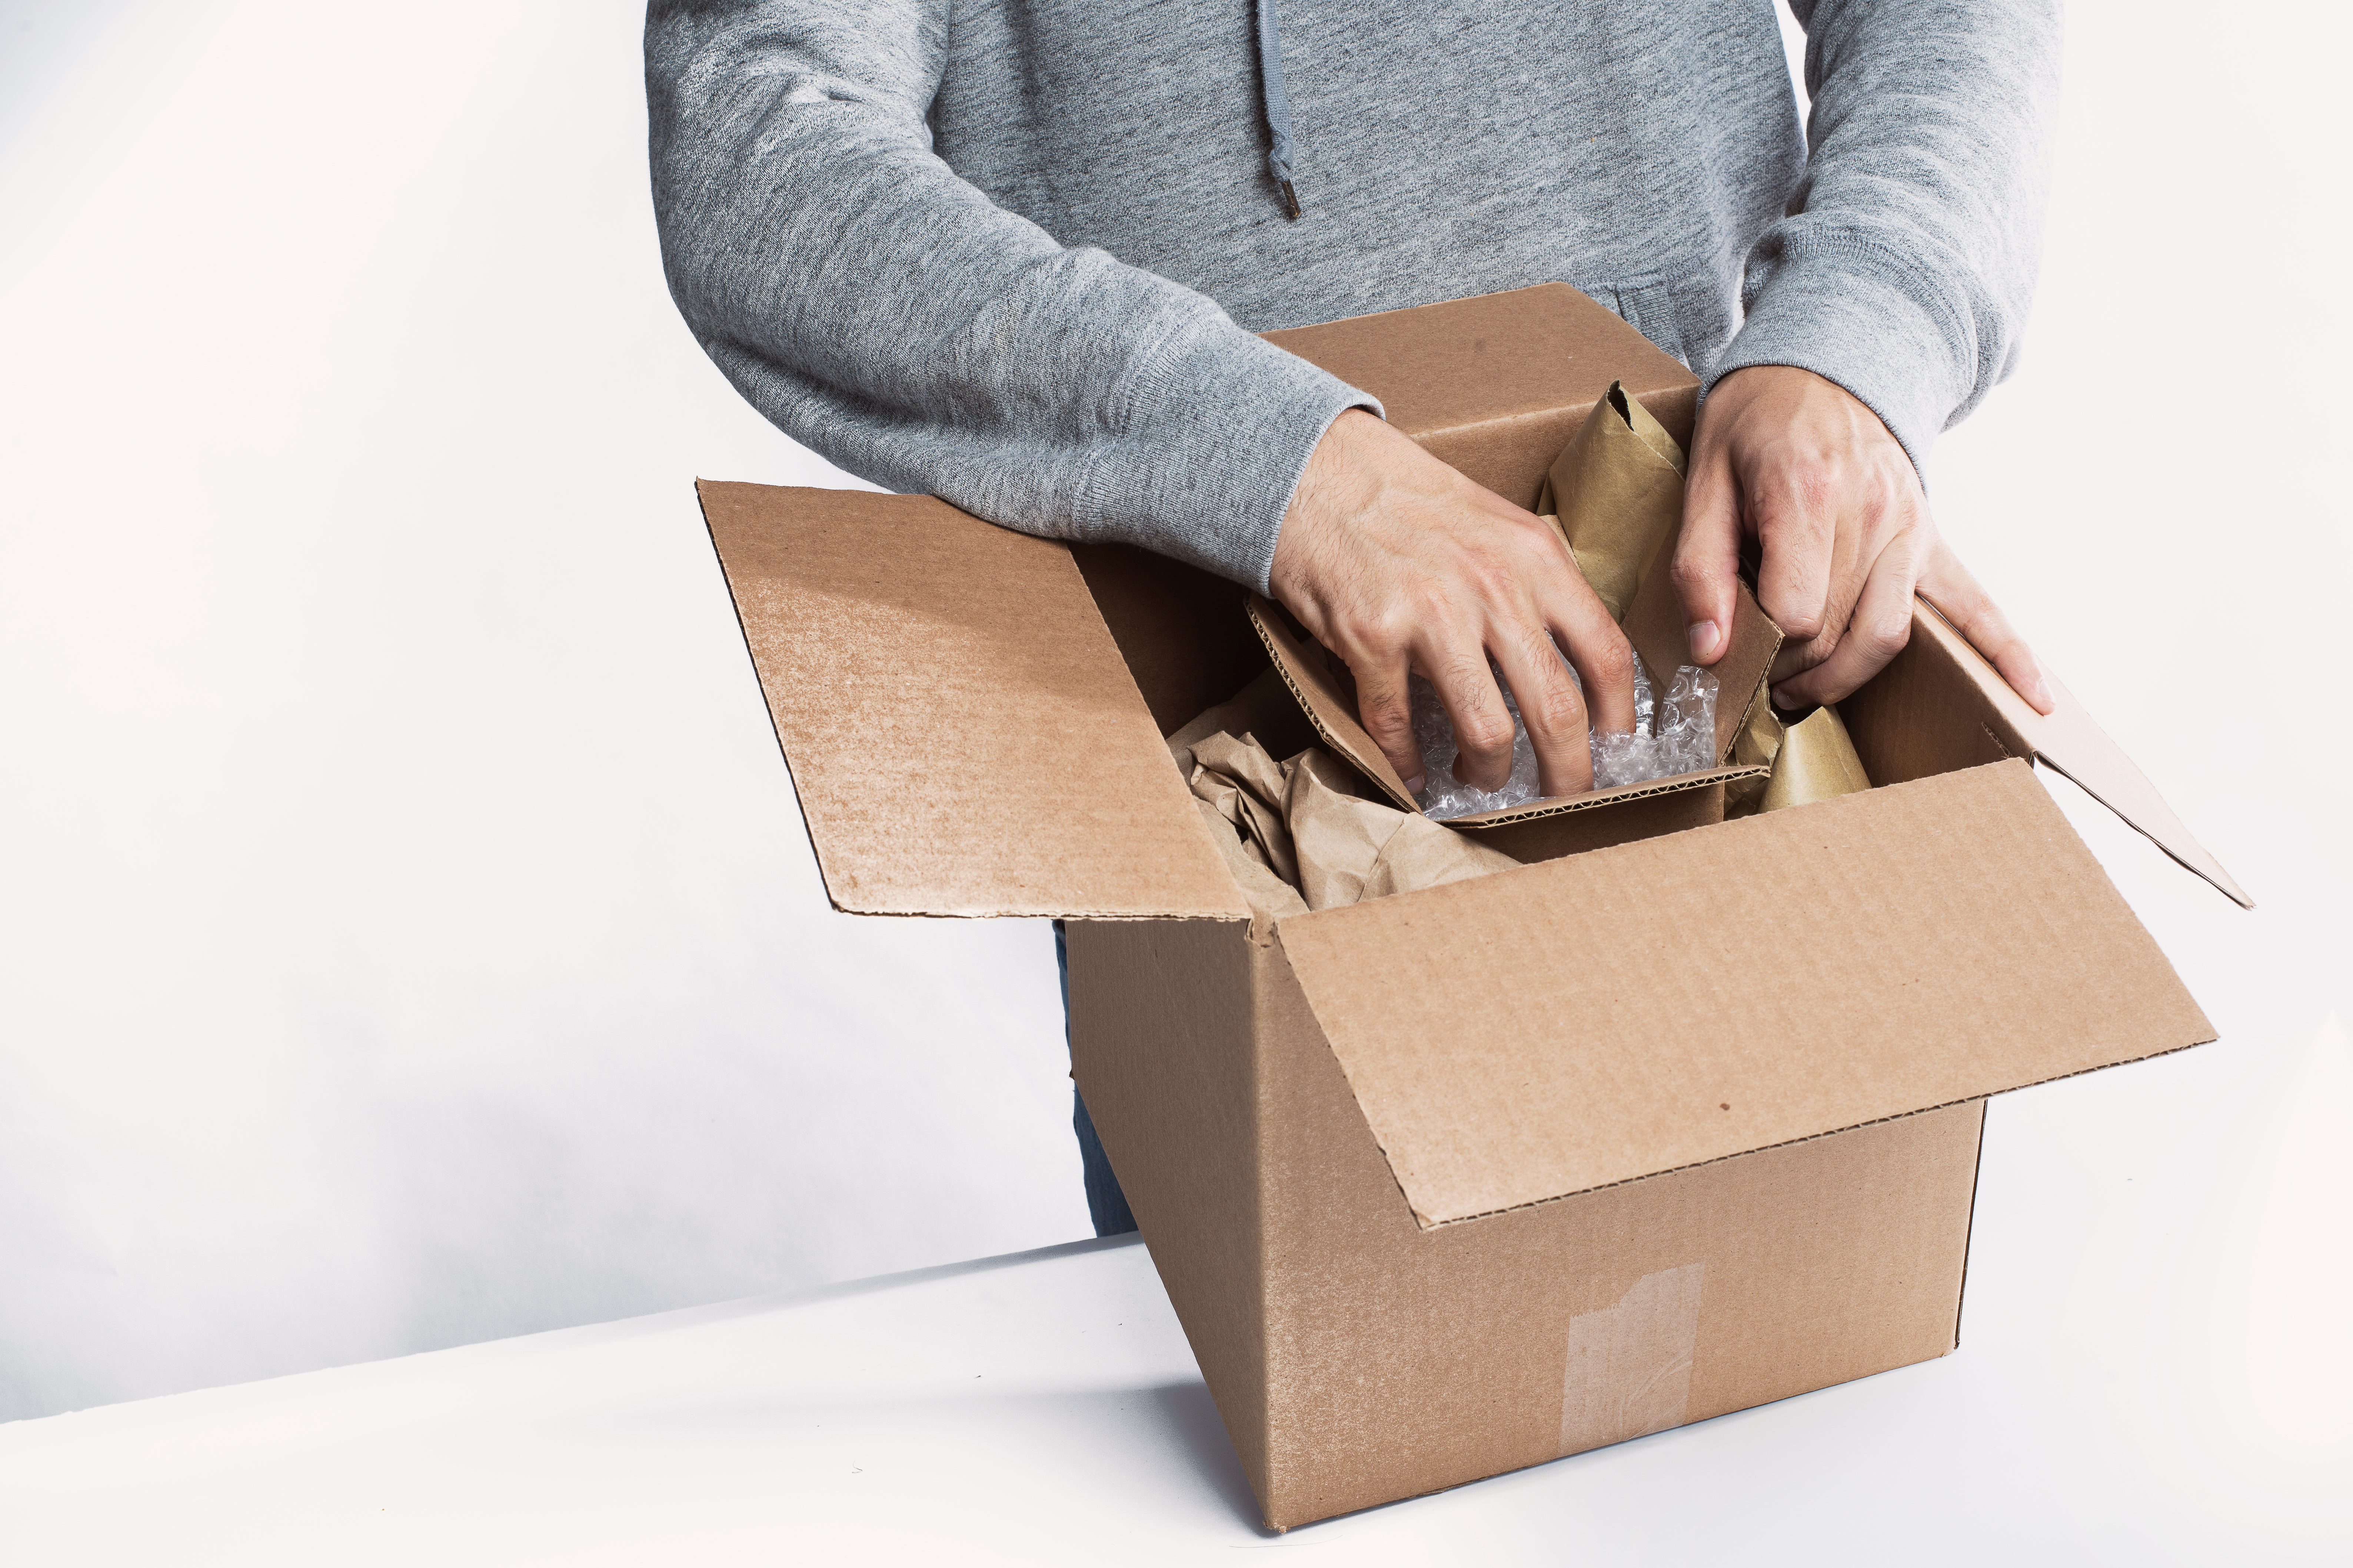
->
<box><xmin>1713</xmin><ymin>0</ymin><xmax>2062</xmax><ymax>470</ymax></box>
<box><xmin>645</xmin><ymin>1</ymin><xmax>1371</xmax><ymax>588</ymax></box>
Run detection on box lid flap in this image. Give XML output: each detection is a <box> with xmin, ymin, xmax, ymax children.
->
<box><xmin>1262</xmin><ymin>282</ymin><xmax>1698</xmax><ymax>447</ymax></box>
<box><xmin>1262</xmin><ymin>284</ymin><xmax>1699</xmax><ymax>507</ymax></box>
<box><xmin>700</xmin><ymin>481</ymin><xmax>1249</xmax><ymax>920</ymax></box>
<box><xmin>1274</xmin><ymin>758</ymin><xmax>2215</xmax><ymax>1227</ymax></box>
<box><xmin>1911</xmin><ymin>602</ymin><xmax>2252</xmax><ymax>908</ymax></box>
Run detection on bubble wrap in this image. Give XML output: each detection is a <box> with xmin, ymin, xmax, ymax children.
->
<box><xmin>1411</xmin><ymin>656</ymin><xmax>1719</xmax><ymax>820</ymax></box>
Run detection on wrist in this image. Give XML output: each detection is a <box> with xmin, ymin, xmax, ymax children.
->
<box><xmin>1274</xmin><ymin>408</ymin><xmax>1384</xmax><ymax>598</ymax></box>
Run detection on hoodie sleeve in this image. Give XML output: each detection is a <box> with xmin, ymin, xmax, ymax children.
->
<box><xmin>1709</xmin><ymin>0</ymin><xmax>2063</xmax><ymax>473</ymax></box>
<box><xmin>644</xmin><ymin>1</ymin><xmax>1374</xmax><ymax>591</ymax></box>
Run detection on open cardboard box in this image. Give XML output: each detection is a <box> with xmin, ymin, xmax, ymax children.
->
<box><xmin>698</xmin><ymin>285</ymin><xmax>2246</xmax><ymax>1531</ymax></box>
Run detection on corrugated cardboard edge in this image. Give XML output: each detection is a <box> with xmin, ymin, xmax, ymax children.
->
<box><xmin>1950</xmin><ymin>1100</ymin><xmax>1991</xmax><ymax>1350</ymax></box>
<box><xmin>1445</xmin><ymin>765</ymin><xmax>1767</xmax><ymax>828</ymax></box>
<box><xmin>1240</xmin><ymin>594</ymin><xmax>1418</xmax><ymax>809</ymax></box>
<box><xmin>1366</xmin><ymin>1031</ymin><xmax>2209</xmax><ymax>1230</ymax></box>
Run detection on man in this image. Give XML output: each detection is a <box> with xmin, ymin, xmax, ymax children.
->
<box><xmin>646</xmin><ymin>0</ymin><xmax>2061</xmax><ymax>1234</ymax></box>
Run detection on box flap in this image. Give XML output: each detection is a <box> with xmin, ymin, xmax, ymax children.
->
<box><xmin>1274</xmin><ymin>758</ymin><xmax>2216</xmax><ymax>1227</ymax></box>
<box><xmin>1264</xmin><ymin>284</ymin><xmax>1700</xmax><ymax>506</ymax></box>
<box><xmin>1908</xmin><ymin>601</ymin><xmax>2252</xmax><ymax>908</ymax></box>
<box><xmin>699</xmin><ymin>481</ymin><xmax>1249</xmax><ymax>920</ymax></box>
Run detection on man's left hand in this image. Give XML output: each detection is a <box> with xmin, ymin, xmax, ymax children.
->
<box><xmin>1671</xmin><ymin>364</ymin><xmax>2054</xmax><ymax>715</ymax></box>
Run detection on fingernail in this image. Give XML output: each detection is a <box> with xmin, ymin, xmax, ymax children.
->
<box><xmin>1771</xmin><ymin>684</ymin><xmax>1798</xmax><ymax>710</ymax></box>
<box><xmin>1405</xmin><ymin>774</ymin><xmax>1426</xmax><ymax>794</ymax></box>
<box><xmin>1687</xmin><ymin>620</ymin><xmax>1718</xmax><ymax>661</ymax></box>
<box><xmin>2031</xmin><ymin>679</ymin><xmax>2053</xmax><ymax>713</ymax></box>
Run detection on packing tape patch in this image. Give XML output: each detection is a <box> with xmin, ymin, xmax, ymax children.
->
<box><xmin>1560</xmin><ymin>1262</ymin><xmax>1705</xmax><ymax>1456</ymax></box>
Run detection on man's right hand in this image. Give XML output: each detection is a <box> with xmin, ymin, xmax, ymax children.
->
<box><xmin>1267</xmin><ymin>409</ymin><xmax>1639</xmax><ymax>800</ymax></box>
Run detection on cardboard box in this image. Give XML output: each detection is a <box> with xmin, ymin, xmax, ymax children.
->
<box><xmin>698</xmin><ymin>285</ymin><xmax>2245</xmax><ymax>1530</ymax></box>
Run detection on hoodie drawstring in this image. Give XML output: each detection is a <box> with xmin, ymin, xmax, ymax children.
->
<box><xmin>1255</xmin><ymin>0</ymin><xmax>1301</xmax><ymax>218</ymax></box>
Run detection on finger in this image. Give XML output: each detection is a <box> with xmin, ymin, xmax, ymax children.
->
<box><xmin>1917</xmin><ymin>537</ymin><xmax>2055</xmax><ymax>714</ymax></box>
<box><xmin>1491</xmin><ymin>621</ymin><xmax>1594</xmax><ymax>799</ymax></box>
<box><xmin>1543</xmin><ymin>589</ymin><xmax>1638</xmax><ymax>737</ymax></box>
<box><xmin>1670</xmin><ymin>435</ymin><xmax>1743</xmax><ymax>665</ymax></box>
<box><xmin>1766</xmin><ymin>483</ymin><xmax>1886</xmax><ymax>685</ymax></box>
<box><xmin>1787</xmin><ymin>480</ymin><xmax>1878</xmax><ymax>672</ymax></box>
<box><xmin>1350</xmin><ymin>650</ymin><xmax>1429</xmax><ymax>794</ymax></box>
<box><xmin>1425</xmin><ymin>640</ymin><xmax>1519</xmax><ymax>793</ymax></box>
<box><xmin>1748</xmin><ymin>463</ymin><xmax>1840</xmax><ymax>643</ymax></box>
<box><xmin>1771</xmin><ymin>524</ymin><xmax>1923</xmax><ymax>708</ymax></box>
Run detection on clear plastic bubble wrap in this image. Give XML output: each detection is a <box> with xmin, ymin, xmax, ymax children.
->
<box><xmin>1411</xmin><ymin>656</ymin><xmax>1719</xmax><ymax>820</ymax></box>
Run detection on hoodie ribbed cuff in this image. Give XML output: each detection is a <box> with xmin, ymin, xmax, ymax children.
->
<box><xmin>1709</xmin><ymin>231</ymin><xmax>1978</xmax><ymax>479</ymax></box>
<box><xmin>1092</xmin><ymin>324</ymin><xmax>1381</xmax><ymax>593</ymax></box>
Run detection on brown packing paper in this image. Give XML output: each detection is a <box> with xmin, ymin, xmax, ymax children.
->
<box><xmin>1189</xmin><ymin>731</ymin><xmax>1302</xmax><ymax>888</ymax></box>
<box><xmin>1542</xmin><ymin>381</ymin><xmax>1795</xmax><ymax>787</ymax></box>
<box><xmin>1763</xmin><ymin>703</ymin><xmax>1873</xmax><ymax>811</ymax></box>
<box><xmin>1186</xmin><ymin>731</ymin><xmax>1518</xmax><ymax>914</ymax></box>
<box><xmin>1188</xmin><ymin>797</ymin><xmax>1310</xmax><ymax>920</ymax></box>
<box><xmin>1727</xmin><ymin>699</ymin><xmax>1875</xmax><ymax>816</ymax></box>
<box><xmin>1616</xmin><ymin>540</ymin><xmax>1781</xmax><ymax>767</ymax></box>
<box><xmin>1166</xmin><ymin>664</ymin><xmax>1316</xmax><ymax>777</ymax></box>
<box><xmin>1534</xmin><ymin>381</ymin><xmax>1687</xmax><ymax>623</ymax></box>
<box><xmin>1726</xmin><ymin>697</ymin><xmax>1782</xmax><ymax>817</ymax></box>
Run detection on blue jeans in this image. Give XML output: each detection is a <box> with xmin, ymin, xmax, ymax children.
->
<box><xmin>1056</xmin><ymin>921</ymin><xmax>1137</xmax><ymax>1237</ymax></box>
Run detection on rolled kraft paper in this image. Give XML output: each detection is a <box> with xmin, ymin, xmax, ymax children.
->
<box><xmin>1533</xmin><ymin>381</ymin><xmax>1687</xmax><ymax>624</ymax></box>
<box><xmin>1759</xmin><ymin>703</ymin><xmax>1872</xmax><ymax>812</ymax></box>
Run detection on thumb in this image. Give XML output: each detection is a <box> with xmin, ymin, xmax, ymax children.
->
<box><xmin>1670</xmin><ymin>436</ymin><xmax>1741</xmax><ymax>665</ymax></box>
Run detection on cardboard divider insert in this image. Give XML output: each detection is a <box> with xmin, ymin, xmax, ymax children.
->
<box><xmin>1241</xmin><ymin>592</ymin><xmax>1776</xmax><ymax>840</ymax></box>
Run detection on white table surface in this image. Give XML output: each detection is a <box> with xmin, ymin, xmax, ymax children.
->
<box><xmin>7</xmin><ymin>977</ymin><xmax>2349</xmax><ymax>1568</ymax></box>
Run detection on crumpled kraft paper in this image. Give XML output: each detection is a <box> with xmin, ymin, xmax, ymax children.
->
<box><xmin>1189</xmin><ymin>797</ymin><xmax>1311</xmax><ymax>919</ymax></box>
<box><xmin>1533</xmin><ymin>381</ymin><xmax>1687</xmax><ymax>623</ymax></box>
<box><xmin>1727</xmin><ymin>698</ymin><xmax>1873</xmax><ymax>817</ymax></box>
<box><xmin>1532</xmin><ymin>378</ymin><xmax>1868</xmax><ymax>814</ymax></box>
<box><xmin>1167</xmin><ymin>664</ymin><xmax>1315</xmax><ymax>781</ymax></box>
<box><xmin>1188</xmin><ymin>730</ymin><xmax>1518</xmax><ymax>916</ymax></box>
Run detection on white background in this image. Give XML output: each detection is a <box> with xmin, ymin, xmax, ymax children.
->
<box><xmin>0</xmin><ymin>0</ymin><xmax>1084</xmax><ymax>1423</ymax></box>
<box><xmin>1</xmin><ymin>6</ymin><xmax>2346</xmax><ymax>1538</ymax></box>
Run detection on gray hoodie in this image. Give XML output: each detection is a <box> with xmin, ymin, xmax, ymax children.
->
<box><xmin>646</xmin><ymin>1</ymin><xmax>2057</xmax><ymax>592</ymax></box>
